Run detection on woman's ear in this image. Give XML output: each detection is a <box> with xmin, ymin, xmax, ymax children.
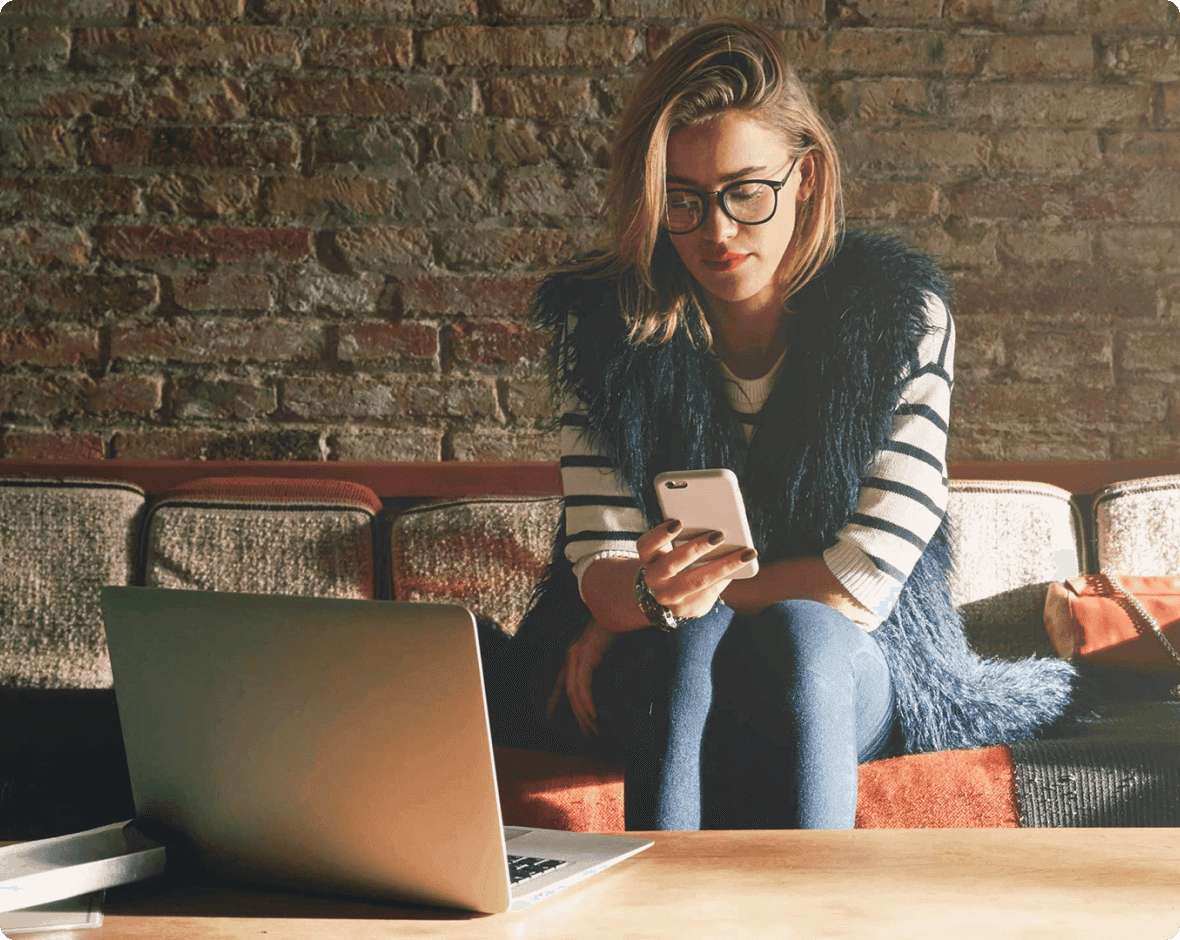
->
<box><xmin>795</xmin><ymin>152</ymin><xmax>817</xmax><ymax>204</ymax></box>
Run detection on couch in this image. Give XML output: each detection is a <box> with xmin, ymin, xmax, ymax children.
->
<box><xmin>2</xmin><ymin>458</ymin><xmax>1179</xmax><ymax>839</ymax></box>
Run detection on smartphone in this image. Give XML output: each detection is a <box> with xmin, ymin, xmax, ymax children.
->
<box><xmin>653</xmin><ymin>468</ymin><xmax>759</xmax><ymax>579</ymax></box>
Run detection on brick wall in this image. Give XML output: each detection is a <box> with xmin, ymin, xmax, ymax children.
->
<box><xmin>1</xmin><ymin>0</ymin><xmax>1178</xmax><ymax>464</ymax></box>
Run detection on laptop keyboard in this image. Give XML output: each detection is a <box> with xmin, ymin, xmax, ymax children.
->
<box><xmin>507</xmin><ymin>854</ymin><xmax>568</xmax><ymax>885</ymax></box>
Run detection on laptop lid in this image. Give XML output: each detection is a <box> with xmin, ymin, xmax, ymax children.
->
<box><xmin>100</xmin><ymin>586</ymin><xmax>512</xmax><ymax>913</ymax></box>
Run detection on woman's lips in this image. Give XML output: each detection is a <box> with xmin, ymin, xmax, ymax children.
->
<box><xmin>701</xmin><ymin>253</ymin><xmax>749</xmax><ymax>272</ymax></box>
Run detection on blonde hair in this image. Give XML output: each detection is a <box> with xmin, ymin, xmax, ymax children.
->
<box><xmin>584</xmin><ymin>19</ymin><xmax>843</xmax><ymax>345</ymax></box>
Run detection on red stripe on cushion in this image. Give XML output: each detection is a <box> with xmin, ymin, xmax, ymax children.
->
<box><xmin>157</xmin><ymin>476</ymin><xmax>383</xmax><ymax>514</ymax></box>
<box><xmin>494</xmin><ymin>746</ymin><xmax>625</xmax><ymax>833</ymax></box>
<box><xmin>855</xmin><ymin>745</ymin><xmax>1021</xmax><ymax>828</ymax></box>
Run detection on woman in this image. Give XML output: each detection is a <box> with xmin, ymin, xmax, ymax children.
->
<box><xmin>508</xmin><ymin>19</ymin><xmax>1078</xmax><ymax>830</ymax></box>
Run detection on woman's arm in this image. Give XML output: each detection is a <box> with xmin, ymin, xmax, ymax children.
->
<box><xmin>720</xmin><ymin>556</ymin><xmax>878</xmax><ymax>628</ymax></box>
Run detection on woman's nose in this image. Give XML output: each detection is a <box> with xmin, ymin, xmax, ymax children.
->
<box><xmin>699</xmin><ymin>195</ymin><xmax>737</xmax><ymax>241</ymax></box>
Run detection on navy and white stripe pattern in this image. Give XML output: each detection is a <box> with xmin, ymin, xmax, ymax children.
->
<box><xmin>559</xmin><ymin>294</ymin><xmax>954</xmax><ymax>626</ymax></box>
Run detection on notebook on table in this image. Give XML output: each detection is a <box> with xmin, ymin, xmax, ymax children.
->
<box><xmin>99</xmin><ymin>586</ymin><xmax>652</xmax><ymax>914</ymax></box>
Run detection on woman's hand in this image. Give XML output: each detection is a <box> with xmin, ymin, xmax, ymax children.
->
<box><xmin>547</xmin><ymin>619</ymin><xmax>616</xmax><ymax>737</ymax></box>
<box><xmin>639</xmin><ymin>519</ymin><xmax>757</xmax><ymax>621</ymax></box>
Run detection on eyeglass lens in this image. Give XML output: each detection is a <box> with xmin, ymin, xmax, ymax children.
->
<box><xmin>664</xmin><ymin>180</ymin><xmax>778</xmax><ymax>234</ymax></box>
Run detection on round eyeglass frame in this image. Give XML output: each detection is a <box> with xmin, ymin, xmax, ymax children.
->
<box><xmin>662</xmin><ymin>154</ymin><xmax>802</xmax><ymax>235</ymax></box>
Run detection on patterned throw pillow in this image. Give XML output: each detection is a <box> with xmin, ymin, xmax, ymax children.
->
<box><xmin>390</xmin><ymin>497</ymin><xmax>562</xmax><ymax>635</ymax></box>
<box><xmin>0</xmin><ymin>479</ymin><xmax>145</xmax><ymax>689</ymax></box>
<box><xmin>947</xmin><ymin>480</ymin><xmax>1086</xmax><ymax>660</ymax></box>
<box><xmin>144</xmin><ymin>477</ymin><xmax>385</xmax><ymax>599</ymax></box>
<box><xmin>1092</xmin><ymin>474</ymin><xmax>1180</xmax><ymax>575</ymax></box>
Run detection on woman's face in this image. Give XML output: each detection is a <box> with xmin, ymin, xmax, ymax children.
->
<box><xmin>664</xmin><ymin>110</ymin><xmax>813</xmax><ymax>316</ymax></box>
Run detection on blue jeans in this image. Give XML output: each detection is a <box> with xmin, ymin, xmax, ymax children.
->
<box><xmin>595</xmin><ymin>600</ymin><xmax>895</xmax><ymax>830</ymax></box>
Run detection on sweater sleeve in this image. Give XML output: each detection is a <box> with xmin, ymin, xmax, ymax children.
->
<box><xmin>557</xmin><ymin>379</ymin><xmax>646</xmax><ymax>602</ymax></box>
<box><xmin>822</xmin><ymin>292</ymin><xmax>955</xmax><ymax>628</ymax></box>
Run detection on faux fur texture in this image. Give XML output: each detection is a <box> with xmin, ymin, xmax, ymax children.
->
<box><xmin>516</xmin><ymin>230</ymin><xmax>1082</xmax><ymax>756</ymax></box>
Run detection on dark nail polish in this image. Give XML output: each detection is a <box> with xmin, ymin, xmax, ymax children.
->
<box><xmin>667</xmin><ymin>519</ymin><xmax>682</xmax><ymax>534</ymax></box>
<box><xmin>708</xmin><ymin>531</ymin><xmax>724</xmax><ymax>545</ymax></box>
<box><xmin>741</xmin><ymin>549</ymin><xmax>757</xmax><ymax>562</ymax></box>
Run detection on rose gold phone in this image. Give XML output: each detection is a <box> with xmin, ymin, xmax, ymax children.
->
<box><xmin>653</xmin><ymin>469</ymin><xmax>759</xmax><ymax>579</ymax></box>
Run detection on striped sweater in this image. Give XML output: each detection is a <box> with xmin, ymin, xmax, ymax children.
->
<box><xmin>559</xmin><ymin>292</ymin><xmax>954</xmax><ymax>630</ymax></box>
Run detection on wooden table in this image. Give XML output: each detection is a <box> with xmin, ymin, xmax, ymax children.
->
<box><xmin>90</xmin><ymin>829</ymin><xmax>1179</xmax><ymax>939</ymax></box>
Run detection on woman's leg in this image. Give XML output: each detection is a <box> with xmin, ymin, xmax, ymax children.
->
<box><xmin>703</xmin><ymin>599</ymin><xmax>894</xmax><ymax>830</ymax></box>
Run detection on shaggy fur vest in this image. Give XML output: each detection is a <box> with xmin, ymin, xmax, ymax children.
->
<box><xmin>515</xmin><ymin>230</ymin><xmax>1080</xmax><ymax>756</ymax></box>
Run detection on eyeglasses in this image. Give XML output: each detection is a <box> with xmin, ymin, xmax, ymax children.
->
<box><xmin>662</xmin><ymin>155</ymin><xmax>801</xmax><ymax>235</ymax></box>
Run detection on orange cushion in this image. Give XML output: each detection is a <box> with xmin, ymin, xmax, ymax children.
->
<box><xmin>494</xmin><ymin>744</ymin><xmax>1022</xmax><ymax>831</ymax></box>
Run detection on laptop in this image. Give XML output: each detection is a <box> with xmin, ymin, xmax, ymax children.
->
<box><xmin>99</xmin><ymin>586</ymin><xmax>652</xmax><ymax>914</ymax></box>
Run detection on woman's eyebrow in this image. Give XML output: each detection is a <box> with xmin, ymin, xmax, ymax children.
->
<box><xmin>666</xmin><ymin>165</ymin><xmax>768</xmax><ymax>186</ymax></box>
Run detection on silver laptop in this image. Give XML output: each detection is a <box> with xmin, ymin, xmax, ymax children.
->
<box><xmin>99</xmin><ymin>586</ymin><xmax>652</xmax><ymax>914</ymax></box>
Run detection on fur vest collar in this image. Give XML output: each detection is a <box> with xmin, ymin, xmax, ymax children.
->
<box><xmin>519</xmin><ymin>230</ymin><xmax>1080</xmax><ymax>756</ymax></box>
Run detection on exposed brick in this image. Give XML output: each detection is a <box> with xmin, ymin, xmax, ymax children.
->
<box><xmin>839</xmin><ymin>129</ymin><xmax>989</xmax><ymax>177</ymax></box>
<box><xmin>5</xmin><ymin>76</ymin><xmax>134</xmax><ymax>119</ymax></box>
<box><xmin>1099</xmin><ymin>227</ymin><xmax>1180</xmax><ymax>270</ymax></box>
<box><xmin>487</xmin><ymin>0</ymin><xmax>599</xmax><ymax>18</ymax></box>
<box><xmin>400</xmin><ymin>376</ymin><xmax>502</xmax><ymax>420</ymax></box>
<box><xmin>143</xmin><ymin>76</ymin><xmax>250</xmax><ymax>122</ymax></box>
<box><xmin>110</xmin><ymin>427</ymin><xmax>226</xmax><ymax>460</ymax></box>
<box><xmin>1103</xmin><ymin>132</ymin><xmax>1180</xmax><ymax>171</ymax></box>
<box><xmin>111</xmin><ymin>319</ymin><xmax>325</xmax><ymax>364</ymax></box>
<box><xmin>952</xmin><ymin>319</ymin><xmax>1006</xmax><ymax>382</ymax></box>
<box><xmin>267</xmin><ymin>177</ymin><xmax>401</xmax><ymax>220</ymax></box>
<box><xmin>819</xmin><ymin>29</ymin><xmax>980</xmax><ymax>77</ymax></box>
<box><xmin>1111</xmin><ymin>431</ymin><xmax>1180</xmax><ymax>461</ymax></box>
<box><xmin>327</xmin><ymin>427</ymin><xmax>442</xmax><ymax>462</ymax></box>
<box><xmin>1127</xmin><ymin>172</ymin><xmax>1180</xmax><ymax>224</ymax></box>
<box><xmin>144</xmin><ymin>174</ymin><xmax>261</xmax><ymax>218</ymax></box>
<box><xmin>4</xmin><ymin>27</ymin><xmax>71</xmax><ymax>69</ymax></box>
<box><xmin>982</xmin><ymin>34</ymin><xmax>1094</xmax><ymax>77</ymax></box>
<box><xmin>0</xmin><ymin>326</ymin><xmax>100</xmax><ymax>367</ymax></box>
<box><xmin>0</xmin><ymin>226</ymin><xmax>91</xmax><ymax>268</ymax></box>
<box><xmin>172</xmin><ymin>377</ymin><xmax>276</xmax><ymax>421</ymax></box>
<box><xmin>945</xmin><ymin>82</ymin><xmax>1152</xmax><ymax>129</ymax></box>
<box><xmin>2</xmin><ymin>123</ymin><xmax>78</xmax><ymax>171</ymax></box>
<box><xmin>498</xmin><ymin>166</ymin><xmax>604</xmax><ymax>221</ymax></box>
<box><xmin>97</xmin><ymin>226</ymin><xmax>312</xmax><ymax>263</ymax></box>
<box><xmin>947</xmin><ymin>426</ymin><xmax>1110</xmax><ymax>462</ymax></box>
<box><xmin>1165</xmin><ymin>85</ymin><xmax>1180</xmax><ymax>127</ymax></box>
<box><xmin>255</xmin><ymin>0</ymin><xmax>414</xmax><ymax>18</ymax></box>
<box><xmin>112</xmin><ymin>427</ymin><xmax>325</xmax><ymax>461</ymax></box>
<box><xmin>993</xmin><ymin>130</ymin><xmax>1101</xmax><ymax>175</ymax></box>
<box><xmin>0</xmin><ymin>274</ymin><xmax>32</xmax><ymax>319</ymax></box>
<box><xmin>422</xmin><ymin>26</ymin><xmax>641</xmax><ymax>68</ymax></box>
<box><xmin>309</xmin><ymin>122</ymin><xmax>419</xmax><ymax>176</ymax></box>
<box><xmin>0</xmin><ymin>175</ymin><xmax>141</xmax><ymax>218</ymax></box>
<box><xmin>28</xmin><ymin>273</ymin><xmax>160</xmax><ymax>318</ymax></box>
<box><xmin>1119</xmin><ymin>330</ymin><xmax>1180</xmax><ymax>379</ymax></box>
<box><xmin>821</xmin><ymin>79</ymin><xmax>939</xmax><ymax>127</ymax></box>
<box><xmin>955</xmin><ymin>273</ymin><xmax>1159</xmax><ymax>325</ymax></box>
<box><xmin>332</xmin><ymin>226</ymin><xmax>432</xmax><ymax>272</ymax></box>
<box><xmin>304</xmin><ymin>28</ymin><xmax>413</xmax><ymax>69</ymax></box>
<box><xmin>0</xmin><ymin>375</ymin><xmax>83</xmax><ymax>419</ymax></box>
<box><xmin>264</xmin><ymin>76</ymin><xmax>474</xmax><ymax>119</ymax></box>
<box><xmin>504</xmin><ymin>376</ymin><xmax>555</xmax><ymax>418</ymax></box>
<box><xmin>610</xmin><ymin>0</ymin><xmax>823</xmax><ymax>22</ymax></box>
<box><xmin>1</xmin><ymin>430</ymin><xmax>105</xmax><ymax>461</ymax></box>
<box><xmin>1102</xmin><ymin>36</ymin><xmax>1180</xmax><ymax>83</ymax></box>
<box><xmin>91</xmin><ymin>125</ymin><xmax>295</xmax><ymax>170</ymax></box>
<box><xmin>909</xmin><ymin>218</ymin><xmax>999</xmax><ymax>270</ymax></box>
<box><xmin>538</xmin><ymin>125</ymin><xmax>612</xmax><ymax>169</ymax></box>
<box><xmin>173</xmin><ymin>272</ymin><xmax>274</xmax><ymax>311</ymax></box>
<box><xmin>283</xmin><ymin>375</ymin><xmax>401</xmax><ymax>420</ymax></box>
<box><xmin>283</xmin><ymin>272</ymin><xmax>385</xmax><ymax>316</ymax></box>
<box><xmin>948</xmin><ymin>0</ymin><xmax>1162</xmax><ymax>29</ymax></box>
<box><xmin>436</xmin><ymin>226</ymin><xmax>600</xmax><ymax>271</ymax></box>
<box><xmin>3</xmin><ymin>0</ymin><xmax>133</xmax><ymax>19</ymax></box>
<box><xmin>484</xmin><ymin>76</ymin><xmax>594</xmax><ymax>120</ymax></box>
<box><xmin>947</xmin><ymin>180</ymin><xmax>1130</xmax><ymax>221</ymax></box>
<box><xmin>844</xmin><ymin>181</ymin><xmax>939</xmax><ymax>221</ymax></box>
<box><xmin>137</xmin><ymin>0</ymin><xmax>246</xmax><ymax>18</ymax></box>
<box><xmin>448</xmin><ymin>321</ymin><xmax>547</xmax><ymax>366</ymax></box>
<box><xmin>955</xmin><ymin>382</ymin><xmax>1127</xmax><ymax>431</ymax></box>
<box><xmin>85</xmin><ymin>374</ymin><xmax>165</xmax><ymax>416</ymax></box>
<box><xmin>338</xmin><ymin>321</ymin><xmax>439</xmax><ymax>362</ymax></box>
<box><xmin>74</xmin><ymin>27</ymin><xmax>300</xmax><ymax>70</ymax></box>
<box><xmin>837</xmin><ymin>0</ymin><xmax>943</xmax><ymax>21</ymax></box>
<box><xmin>997</xmin><ymin>225</ymin><xmax>1091</xmax><ymax>266</ymax></box>
<box><xmin>435</xmin><ymin>120</ymin><xmax>549</xmax><ymax>167</ymax></box>
<box><xmin>451</xmin><ymin>430</ymin><xmax>560</xmax><ymax>461</ymax></box>
<box><xmin>396</xmin><ymin>273</ymin><xmax>539</xmax><ymax>319</ymax></box>
<box><xmin>1007</xmin><ymin>330</ymin><xmax>1113</xmax><ymax>384</ymax></box>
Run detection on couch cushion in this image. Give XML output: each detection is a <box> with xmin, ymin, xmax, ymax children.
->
<box><xmin>1092</xmin><ymin>474</ymin><xmax>1180</xmax><ymax>575</ymax></box>
<box><xmin>390</xmin><ymin>496</ymin><xmax>561</xmax><ymax>635</ymax></box>
<box><xmin>143</xmin><ymin>477</ymin><xmax>384</xmax><ymax>598</ymax></box>
<box><xmin>946</xmin><ymin>480</ymin><xmax>1085</xmax><ymax>660</ymax></box>
<box><xmin>0</xmin><ymin>477</ymin><xmax>145</xmax><ymax>689</ymax></box>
